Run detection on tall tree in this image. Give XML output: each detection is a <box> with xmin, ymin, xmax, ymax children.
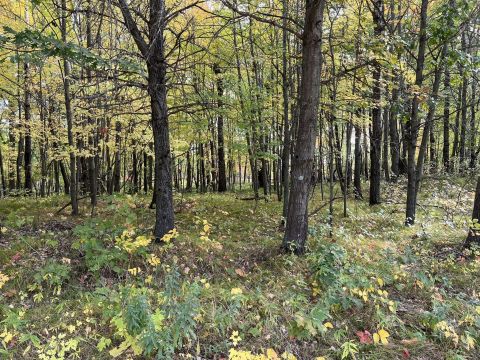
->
<box><xmin>405</xmin><ymin>0</ymin><xmax>428</xmax><ymax>226</ymax></box>
<box><xmin>61</xmin><ymin>0</ymin><xmax>79</xmax><ymax>215</ymax></box>
<box><xmin>368</xmin><ymin>0</ymin><xmax>384</xmax><ymax>205</ymax></box>
<box><xmin>283</xmin><ymin>0</ymin><xmax>326</xmax><ymax>254</ymax></box>
<box><xmin>118</xmin><ymin>0</ymin><xmax>175</xmax><ymax>239</ymax></box>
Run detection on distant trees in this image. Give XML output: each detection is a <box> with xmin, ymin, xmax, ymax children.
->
<box><xmin>0</xmin><ymin>0</ymin><xmax>478</xmax><ymax>251</ymax></box>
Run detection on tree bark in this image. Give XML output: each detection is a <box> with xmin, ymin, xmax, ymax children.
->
<box><xmin>214</xmin><ymin>64</ymin><xmax>227</xmax><ymax>192</ymax></box>
<box><xmin>283</xmin><ymin>0</ymin><xmax>326</xmax><ymax>254</ymax></box>
<box><xmin>405</xmin><ymin>0</ymin><xmax>428</xmax><ymax>225</ymax></box>
<box><xmin>465</xmin><ymin>176</ymin><xmax>480</xmax><ymax>247</ymax></box>
<box><xmin>369</xmin><ymin>0</ymin><xmax>384</xmax><ymax>205</ymax></box>
<box><xmin>61</xmin><ymin>0</ymin><xmax>78</xmax><ymax>215</ymax></box>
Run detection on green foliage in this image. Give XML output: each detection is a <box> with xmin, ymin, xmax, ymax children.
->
<box><xmin>34</xmin><ymin>260</ymin><xmax>71</xmax><ymax>291</ymax></box>
<box><xmin>73</xmin><ymin>218</ymin><xmax>127</xmax><ymax>275</ymax></box>
<box><xmin>1</xmin><ymin>26</ymin><xmax>143</xmax><ymax>74</ymax></box>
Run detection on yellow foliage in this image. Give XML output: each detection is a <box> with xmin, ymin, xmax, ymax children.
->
<box><xmin>373</xmin><ymin>329</ymin><xmax>390</xmax><ymax>345</ymax></box>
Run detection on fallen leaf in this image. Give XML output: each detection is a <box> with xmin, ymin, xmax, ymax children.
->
<box><xmin>356</xmin><ymin>330</ymin><xmax>373</xmax><ymax>344</ymax></box>
<box><xmin>235</xmin><ymin>268</ymin><xmax>246</xmax><ymax>277</ymax></box>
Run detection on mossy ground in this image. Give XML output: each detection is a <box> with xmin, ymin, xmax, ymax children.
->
<box><xmin>0</xmin><ymin>176</ymin><xmax>479</xmax><ymax>359</ymax></box>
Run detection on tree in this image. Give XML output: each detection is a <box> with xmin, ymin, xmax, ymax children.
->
<box><xmin>465</xmin><ymin>176</ymin><xmax>480</xmax><ymax>247</ymax></box>
<box><xmin>61</xmin><ymin>0</ymin><xmax>79</xmax><ymax>215</ymax></box>
<box><xmin>405</xmin><ymin>0</ymin><xmax>428</xmax><ymax>226</ymax></box>
<box><xmin>368</xmin><ymin>0</ymin><xmax>384</xmax><ymax>205</ymax></box>
<box><xmin>118</xmin><ymin>0</ymin><xmax>175</xmax><ymax>239</ymax></box>
<box><xmin>283</xmin><ymin>0</ymin><xmax>326</xmax><ymax>254</ymax></box>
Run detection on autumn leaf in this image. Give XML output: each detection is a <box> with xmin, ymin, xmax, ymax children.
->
<box><xmin>373</xmin><ymin>329</ymin><xmax>390</xmax><ymax>345</ymax></box>
<box><xmin>235</xmin><ymin>268</ymin><xmax>246</xmax><ymax>277</ymax></box>
<box><xmin>356</xmin><ymin>330</ymin><xmax>373</xmax><ymax>344</ymax></box>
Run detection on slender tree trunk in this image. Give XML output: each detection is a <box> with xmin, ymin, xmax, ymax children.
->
<box><xmin>283</xmin><ymin>0</ymin><xmax>326</xmax><ymax>254</ymax></box>
<box><xmin>383</xmin><ymin>103</ymin><xmax>390</xmax><ymax>181</ymax></box>
<box><xmin>0</xmin><ymin>142</ymin><xmax>5</xmax><ymax>197</ymax></box>
<box><xmin>214</xmin><ymin>64</ymin><xmax>227</xmax><ymax>192</ymax></box>
<box><xmin>86</xmin><ymin>1</ymin><xmax>97</xmax><ymax>214</ymax></box>
<box><xmin>281</xmin><ymin>0</ymin><xmax>290</xmax><ymax>217</ymax></box>
<box><xmin>459</xmin><ymin>32</ymin><xmax>467</xmax><ymax>169</ymax></box>
<box><xmin>354</xmin><ymin>125</ymin><xmax>363</xmax><ymax>199</ymax></box>
<box><xmin>452</xmin><ymin>88</ymin><xmax>461</xmax><ymax>163</ymax></box>
<box><xmin>465</xmin><ymin>176</ymin><xmax>480</xmax><ymax>247</ymax></box>
<box><xmin>369</xmin><ymin>0</ymin><xmax>384</xmax><ymax>205</ymax></box>
<box><xmin>23</xmin><ymin>62</ymin><xmax>32</xmax><ymax>194</ymax></box>
<box><xmin>405</xmin><ymin>0</ymin><xmax>428</xmax><ymax>225</ymax></box>
<box><xmin>469</xmin><ymin>81</ymin><xmax>476</xmax><ymax>168</ymax></box>
<box><xmin>414</xmin><ymin>52</ymin><xmax>445</xmax><ymax>200</ymax></box>
<box><xmin>61</xmin><ymin>0</ymin><xmax>78</xmax><ymax>215</ymax></box>
<box><xmin>112</xmin><ymin>121</ymin><xmax>121</xmax><ymax>193</ymax></box>
<box><xmin>443</xmin><ymin>65</ymin><xmax>451</xmax><ymax>172</ymax></box>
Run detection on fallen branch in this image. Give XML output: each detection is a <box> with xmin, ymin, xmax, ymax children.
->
<box><xmin>56</xmin><ymin>195</ymin><xmax>90</xmax><ymax>215</ymax></box>
<box><xmin>308</xmin><ymin>196</ymin><xmax>343</xmax><ymax>217</ymax></box>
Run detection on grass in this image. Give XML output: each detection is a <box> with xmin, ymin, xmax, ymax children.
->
<box><xmin>0</xmin><ymin>176</ymin><xmax>479</xmax><ymax>359</ymax></box>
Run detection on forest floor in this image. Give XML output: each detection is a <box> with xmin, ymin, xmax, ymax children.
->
<box><xmin>0</xmin><ymin>176</ymin><xmax>479</xmax><ymax>360</ymax></box>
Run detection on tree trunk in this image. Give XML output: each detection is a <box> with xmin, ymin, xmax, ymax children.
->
<box><xmin>465</xmin><ymin>176</ymin><xmax>480</xmax><ymax>247</ymax></box>
<box><xmin>281</xmin><ymin>0</ymin><xmax>290</xmax><ymax>217</ymax></box>
<box><xmin>61</xmin><ymin>0</ymin><xmax>78</xmax><ymax>215</ymax></box>
<box><xmin>369</xmin><ymin>0</ymin><xmax>384</xmax><ymax>205</ymax></box>
<box><xmin>458</xmin><ymin>32</ymin><xmax>467</xmax><ymax>169</ymax></box>
<box><xmin>354</xmin><ymin>125</ymin><xmax>363</xmax><ymax>199</ymax></box>
<box><xmin>405</xmin><ymin>0</ymin><xmax>428</xmax><ymax>225</ymax></box>
<box><xmin>443</xmin><ymin>65</ymin><xmax>451</xmax><ymax>172</ymax></box>
<box><xmin>283</xmin><ymin>0</ymin><xmax>326</xmax><ymax>254</ymax></box>
<box><xmin>23</xmin><ymin>61</ymin><xmax>32</xmax><ymax>194</ymax></box>
<box><xmin>214</xmin><ymin>64</ymin><xmax>227</xmax><ymax>192</ymax></box>
<box><xmin>86</xmin><ymin>1</ymin><xmax>97</xmax><ymax>214</ymax></box>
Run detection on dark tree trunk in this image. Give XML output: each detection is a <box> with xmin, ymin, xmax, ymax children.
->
<box><xmin>281</xmin><ymin>0</ymin><xmax>290</xmax><ymax>217</ymax></box>
<box><xmin>8</xmin><ymin>124</ymin><xmax>15</xmax><ymax>192</ymax></box>
<box><xmin>119</xmin><ymin>0</ymin><xmax>175</xmax><ymax>239</ymax></box>
<box><xmin>469</xmin><ymin>81</ymin><xmax>476</xmax><ymax>168</ymax></box>
<box><xmin>354</xmin><ymin>125</ymin><xmax>363</xmax><ymax>199</ymax></box>
<box><xmin>458</xmin><ymin>32</ymin><xmax>467</xmax><ymax>169</ymax></box>
<box><xmin>452</xmin><ymin>88</ymin><xmax>461</xmax><ymax>162</ymax></box>
<box><xmin>86</xmin><ymin>2</ymin><xmax>97</xmax><ymax>214</ymax></box>
<box><xmin>112</xmin><ymin>121</ymin><xmax>121</xmax><ymax>193</ymax></box>
<box><xmin>383</xmin><ymin>103</ymin><xmax>390</xmax><ymax>181</ymax></box>
<box><xmin>369</xmin><ymin>0</ymin><xmax>384</xmax><ymax>205</ymax></box>
<box><xmin>443</xmin><ymin>65</ymin><xmax>451</xmax><ymax>172</ymax></box>
<box><xmin>61</xmin><ymin>0</ymin><xmax>78</xmax><ymax>215</ymax></box>
<box><xmin>465</xmin><ymin>176</ymin><xmax>480</xmax><ymax>247</ymax></box>
<box><xmin>24</xmin><ymin>60</ymin><xmax>32</xmax><ymax>194</ymax></box>
<box><xmin>59</xmin><ymin>161</ymin><xmax>70</xmax><ymax>194</ymax></box>
<box><xmin>214</xmin><ymin>64</ymin><xmax>227</xmax><ymax>192</ymax></box>
<box><xmin>0</xmin><ymin>142</ymin><xmax>5</xmax><ymax>197</ymax></box>
<box><xmin>283</xmin><ymin>0</ymin><xmax>326</xmax><ymax>254</ymax></box>
<box><xmin>148</xmin><ymin>60</ymin><xmax>175</xmax><ymax>238</ymax></box>
<box><xmin>132</xmin><ymin>142</ymin><xmax>138</xmax><ymax>193</ymax></box>
<box><xmin>186</xmin><ymin>146</ymin><xmax>193</xmax><ymax>192</ymax></box>
<box><xmin>405</xmin><ymin>0</ymin><xmax>428</xmax><ymax>225</ymax></box>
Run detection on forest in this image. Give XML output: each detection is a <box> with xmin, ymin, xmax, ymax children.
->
<box><xmin>0</xmin><ymin>0</ymin><xmax>479</xmax><ymax>358</ymax></box>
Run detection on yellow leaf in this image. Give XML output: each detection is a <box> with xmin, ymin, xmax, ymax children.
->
<box><xmin>323</xmin><ymin>322</ymin><xmax>334</xmax><ymax>329</ymax></box>
<box><xmin>231</xmin><ymin>287</ymin><xmax>243</xmax><ymax>296</ymax></box>
<box><xmin>266</xmin><ymin>348</ymin><xmax>279</xmax><ymax>359</ymax></box>
<box><xmin>373</xmin><ymin>329</ymin><xmax>390</xmax><ymax>344</ymax></box>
